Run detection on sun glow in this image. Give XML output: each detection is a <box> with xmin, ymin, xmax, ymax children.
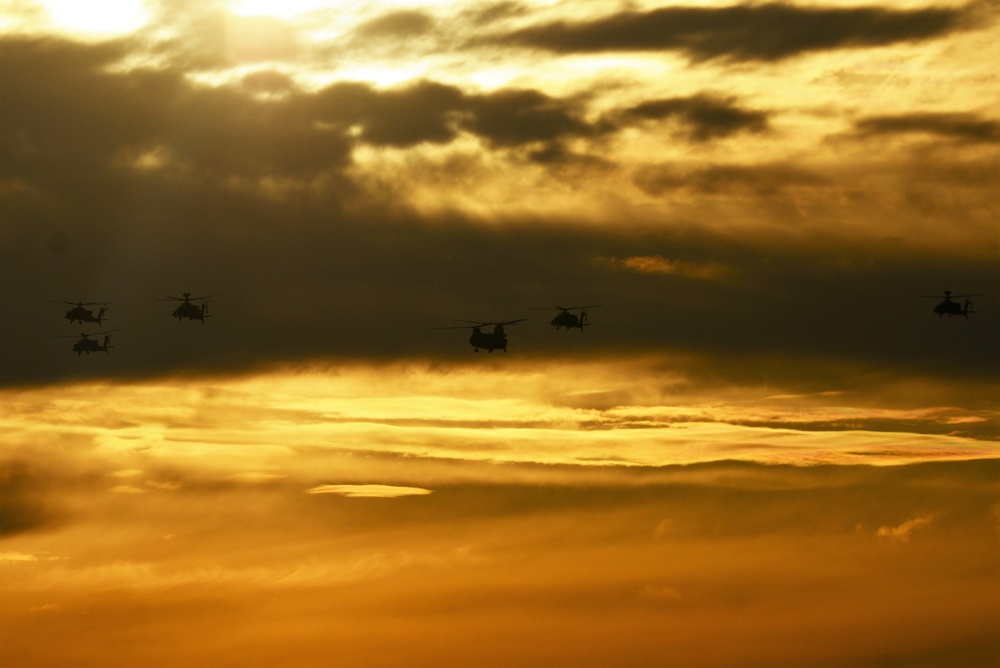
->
<box><xmin>229</xmin><ymin>0</ymin><xmax>334</xmax><ymax>19</ymax></box>
<box><xmin>30</xmin><ymin>0</ymin><xmax>150</xmax><ymax>37</ymax></box>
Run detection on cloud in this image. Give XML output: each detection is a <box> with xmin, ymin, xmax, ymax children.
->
<box><xmin>877</xmin><ymin>514</ymin><xmax>936</xmax><ymax>541</ymax></box>
<box><xmin>619</xmin><ymin>94</ymin><xmax>769</xmax><ymax>141</ymax></box>
<box><xmin>307</xmin><ymin>484</ymin><xmax>434</xmax><ymax>498</ymax></box>
<box><xmin>482</xmin><ymin>3</ymin><xmax>969</xmax><ymax>63</ymax></box>
<box><xmin>632</xmin><ymin>161</ymin><xmax>825</xmax><ymax>196</ymax></box>
<box><xmin>0</xmin><ymin>551</ymin><xmax>43</xmax><ymax>563</ymax></box>
<box><xmin>851</xmin><ymin>112</ymin><xmax>1000</xmax><ymax>143</ymax></box>
<box><xmin>0</xmin><ymin>460</ymin><xmax>58</xmax><ymax>536</ymax></box>
<box><xmin>1</xmin><ymin>28</ymin><xmax>998</xmax><ymax>388</ymax></box>
<box><xmin>232</xmin><ymin>472</ymin><xmax>289</xmax><ymax>484</ymax></box>
<box><xmin>597</xmin><ymin>255</ymin><xmax>731</xmax><ymax>281</ymax></box>
<box><xmin>462</xmin><ymin>88</ymin><xmax>599</xmax><ymax>147</ymax></box>
<box><xmin>109</xmin><ymin>484</ymin><xmax>146</xmax><ymax>494</ymax></box>
<box><xmin>353</xmin><ymin>10</ymin><xmax>435</xmax><ymax>40</ymax></box>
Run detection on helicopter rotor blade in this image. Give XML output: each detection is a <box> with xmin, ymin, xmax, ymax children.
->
<box><xmin>436</xmin><ymin>318</ymin><xmax>527</xmax><ymax>329</ymax></box>
<box><xmin>53</xmin><ymin>328</ymin><xmax>119</xmax><ymax>339</ymax></box>
<box><xmin>158</xmin><ymin>294</ymin><xmax>221</xmax><ymax>302</ymax></box>
<box><xmin>916</xmin><ymin>293</ymin><xmax>982</xmax><ymax>299</ymax></box>
<box><xmin>534</xmin><ymin>305</ymin><xmax>601</xmax><ymax>312</ymax></box>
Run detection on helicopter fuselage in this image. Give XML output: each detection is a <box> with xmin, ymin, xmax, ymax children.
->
<box><xmin>934</xmin><ymin>299</ymin><xmax>972</xmax><ymax>317</ymax></box>
<box><xmin>64</xmin><ymin>305</ymin><xmax>107</xmax><ymax>325</ymax></box>
<box><xmin>469</xmin><ymin>325</ymin><xmax>508</xmax><ymax>352</ymax></box>
<box><xmin>173</xmin><ymin>302</ymin><xmax>208</xmax><ymax>322</ymax></box>
<box><xmin>72</xmin><ymin>334</ymin><xmax>112</xmax><ymax>355</ymax></box>
<box><xmin>550</xmin><ymin>311</ymin><xmax>585</xmax><ymax>330</ymax></box>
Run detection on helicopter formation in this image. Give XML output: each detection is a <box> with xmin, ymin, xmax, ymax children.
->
<box><xmin>434</xmin><ymin>292</ymin><xmax>984</xmax><ymax>353</ymax></box>
<box><xmin>53</xmin><ymin>291</ymin><xmax>981</xmax><ymax>356</ymax></box>
<box><xmin>431</xmin><ymin>306</ymin><xmax>602</xmax><ymax>353</ymax></box>
<box><xmin>54</xmin><ymin>293</ymin><xmax>216</xmax><ymax>354</ymax></box>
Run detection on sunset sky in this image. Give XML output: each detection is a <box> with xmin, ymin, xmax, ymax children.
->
<box><xmin>1</xmin><ymin>1</ymin><xmax>998</xmax><ymax>665</ymax></box>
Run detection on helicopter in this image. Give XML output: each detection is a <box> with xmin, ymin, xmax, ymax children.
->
<box><xmin>55</xmin><ymin>301</ymin><xmax>110</xmax><ymax>325</ymax></box>
<box><xmin>57</xmin><ymin>330</ymin><xmax>117</xmax><ymax>355</ymax></box>
<box><xmin>917</xmin><ymin>291</ymin><xmax>982</xmax><ymax>318</ymax></box>
<box><xmin>533</xmin><ymin>305</ymin><xmax>600</xmax><ymax>330</ymax></box>
<box><xmin>434</xmin><ymin>319</ymin><xmax>527</xmax><ymax>352</ymax></box>
<box><xmin>159</xmin><ymin>293</ymin><xmax>218</xmax><ymax>322</ymax></box>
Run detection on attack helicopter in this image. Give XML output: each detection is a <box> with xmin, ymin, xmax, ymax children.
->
<box><xmin>434</xmin><ymin>319</ymin><xmax>527</xmax><ymax>352</ymax></box>
<box><xmin>533</xmin><ymin>305</ymin><xmax>600</xmax><ymax>330</ymax></box>
<box><xmin>917</xmin><ymin>291</ymin><xmax>982</xmax><ymax>318</ymax></box>
<box><xmin>55</xmin><ymin>301</ymin><xmax>110</xmax><ymax>325</ymax></box>
<box><xmin>57</xmin><ymin>330</ymin><xmax>117</xmax><ymax>355</ymax></box>
<box><xmin>159</xmin><ymin>293</ymin><xmax>218</xmax><ymax>322</ymax></box>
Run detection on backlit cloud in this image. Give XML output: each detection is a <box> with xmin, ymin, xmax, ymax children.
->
<box><xmin>597</xmin><ymin>255</ymin><xmax>731</xmax><ymax>280</ymax></box>
<box><xmin>877</xmin><ymin>514</ymin><xmax>937</xmax><ymax>541</ymax></box>
<box><xmin>484</xmin><ymin>3</ymin><xmax>971</xmax><ymax>63</ymax></box>
<box><xmin>307</xmin><ymin>484</ymin><xmax>434</xmax><ymax>497</ymax></box>
<box><xmin>1</xmin><ymin>3</ymin><xmax>998</xmax><ymax>664</ymax></box>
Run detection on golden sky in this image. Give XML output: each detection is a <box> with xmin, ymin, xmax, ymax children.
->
<box><xmin>1</xmin><ymin>1</ymin><xmax>999</xmax><ymax>665</ymax></box>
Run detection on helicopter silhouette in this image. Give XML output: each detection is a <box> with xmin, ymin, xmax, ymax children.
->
<box><xmin>158</xmin><ymin>293</ymin><xmax>218</xmax><ymax>322</ymax></box>
<box><xmin>56</xmin><ymin>330</ymin><xmax>117</xmax><ymax>355</ymax></box>
<box><xmin>917</xmin><ymin>291</ymin><xmax>982</xmax><ymax>318</ymax></box>
<box><xmin>533</xmin><ymin>305</ymin><xmax>600</xmax><ymax>330</ymax></box>
<box><xmin>55</xmin><ymin>301</ymin><xmax>110</xmax><ymax>325</ymax></box>
<box><xmin>434</xmin><ymin>319</ymin><xmax>527</xmax><ymax>352</ymax></box>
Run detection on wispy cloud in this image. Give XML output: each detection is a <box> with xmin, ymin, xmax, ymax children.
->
<box><xmin>877</xmin><ymin>514</ymin><xmax>936</xmax><ymax>541</ymax></box>
<box><xmin>597</xmin><ymin>255</ymin><xmax>731</xmax><ymax>280</ymax></box>
<box><xmin>307</xmin><ymin>484</ymin><xmax>434</xmax><ymax>498</ymax></box>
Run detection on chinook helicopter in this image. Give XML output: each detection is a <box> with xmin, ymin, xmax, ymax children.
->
<box><xmin>159</xmin><ymin>293</ymin><xmax>218</xmax><ymax>322</ymax></box>
<box><xmin>917</xmin><ymin>291</ymin><xmax>982</xmax><ymax>318</ymax></box>
<box><xmin>55</xmin><ymin>301</ymin><xmax>110</xmax><ymax>325</ymax></box>
<box><xmin>533</xmin><ymin>305</ymin><xmax>600</xmax><ymax>330</ymax></box>
<box><xmin>57</xmin><ymin>330</ymin><xmax>117</xmax><ymax>355</ymax></box>
<box><xmin>434</xmin><ymin>319</ymin><xmax>527</xmax><ymax>352</ymax></box>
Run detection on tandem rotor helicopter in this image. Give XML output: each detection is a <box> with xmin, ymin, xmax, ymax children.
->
<box><xmin>55</xmin><ymin>301</ymin><xmax>110</xmax><ymax>325</ymax></box>
<box><xmin>434</xmin><ymin>319</ymin><xmax>527</xmax><ymax>352</ymax></box>
<box><xmin>158</xmin><ymin>293</ymin><xmax>219</xmax><ymax>322</ymax></box>
<box><xmin>533</xmin><ymin>305</ymin><xmax>600</xmax><ymax>330</ymax></box>
<box><xmin>917</xmin><ymin>290</ymin><xmax>982</xmax><ymax>318</ymax></box>
<box><xmin>56</xmin><ymin>330</ymin><xmax>117</xmax><ymax>355</ymax></box>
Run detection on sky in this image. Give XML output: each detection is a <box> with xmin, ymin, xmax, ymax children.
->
<box><xmin>1</xmin><ymin>0</ymin><xmax>999</xmax><ymax>665</ymax></box>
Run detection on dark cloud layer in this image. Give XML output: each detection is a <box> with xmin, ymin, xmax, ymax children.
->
<box><xmin>622</xmin><ymin>94</ymin><xmax>770</xmax><ymax>141</ymax></box>
<box><xmin>482</xmin><ymin>2</ymin><xmax>970</xmax><ymax>63</ymax></box>
<box><xmin>1</xmin><ymin>35</ymin><xmax>998</xmax><ymax>388</ymax></box>
<box><xmin>0</xmin><ymin>460</ymin><xmax>58</xmax><ymax>536</ymax></box>
<box><xmin>853</xmin><ymin>112</ymin><xmax>1000</xmax><ymax>142</ymax></box>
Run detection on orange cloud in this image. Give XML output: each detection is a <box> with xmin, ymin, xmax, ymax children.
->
<box><xmin>877</xmin><ymin>514</ymin><xmax>936</xmax><ymax>541</ymax></box>
<box><xmin>306</xmin><ymin>484</ymin><xmax>433</xmax><ymax>497</ymax></box>
<box><xmin>597</xmin><ymin>255</ymin><xmax>731</xmax><ymax>279</ymax></box>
